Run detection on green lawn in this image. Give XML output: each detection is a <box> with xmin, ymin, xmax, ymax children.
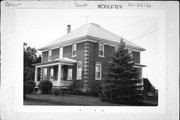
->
<box><xmin>24</xmin><ymin>94</ymin><xmax>158</xmax><ymax>106</ymax></box>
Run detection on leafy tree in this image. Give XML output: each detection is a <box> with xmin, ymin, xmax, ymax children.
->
<box><xmin>24</xmin><ymin>43</ymin><xmax>41</xmax><ymax>82</ymax></box>
<box><xmin>99</xmin><ymin>39</ymin><xmax>143</xmax><ymax>104</ymax></box>
<box><xmin>23</xmin><ymin>43</ymin><xmax>41</xmax><ymax>98</ymax></box>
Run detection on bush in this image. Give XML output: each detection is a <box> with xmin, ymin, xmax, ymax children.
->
<box><xmin>38</xmin><ymin>80</ymin><xmax>53</xmax><ymax>94</ymax></box>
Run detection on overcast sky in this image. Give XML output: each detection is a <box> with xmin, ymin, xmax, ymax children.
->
<box><xmin>16</xmin><ymin>9</ymin><xmax>159</xmax><ymax>88</ymax></box>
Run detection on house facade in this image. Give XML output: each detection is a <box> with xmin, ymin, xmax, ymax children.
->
<box><xmin>33</xmin><ymin>23</ymin><xmax>146</xmax><ymax>92</ymax></box>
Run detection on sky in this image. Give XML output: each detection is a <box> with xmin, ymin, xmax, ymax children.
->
<box><xmin>16</xmin><ymin>9</ymin><xmax>159</xmax><ymax>88</ymax></box>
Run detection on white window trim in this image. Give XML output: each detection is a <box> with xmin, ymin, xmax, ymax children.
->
<box><xmin>72</xmin><ymin>44</ymin><xmax>77</xmax><ymax>57</ymax></box>
<box><xmin>76</xmin><ymin>61</ymin><xmax>82</xmax><ymax>80</ymax></box>
<box><xmin>95</xmin><ymin>63</ymin><xmax>102</xmax><ymax>80</ymax></box>
<box><xmin>99</xmin><ymin>44</ymin><xmax>104</xmax><ymax>57</ymax></box>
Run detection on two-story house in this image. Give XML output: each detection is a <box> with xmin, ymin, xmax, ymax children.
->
<box><xmin>33</xmin><ymin>23</ymin><xmax>146</xmax><ymax>92</ymax></box>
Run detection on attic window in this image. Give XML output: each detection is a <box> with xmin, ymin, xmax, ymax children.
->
<box><xmin>72</xmin><ymin>44</ymin><xmax>77</xmax><ymax>57</ymax></box>
<box><xmin>99</xmin><ymin>44</ymin><xmax>104</xmax><ymax>57</ymax></box>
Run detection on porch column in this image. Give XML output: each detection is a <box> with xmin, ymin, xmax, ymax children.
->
<box><xmin>57</xmin><ymin>64</ymin><xmax>62</xmax><ymax>86</ymax></box>
<box><xmin>34</xmin><ymin>66</ymin><xmax>38</xmax><ymax>84</ymax></box>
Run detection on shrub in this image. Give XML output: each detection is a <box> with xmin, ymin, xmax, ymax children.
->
<box><xmin>38</xmin><ymin>80</ymin><xmax>53</xmax><ymax>94</ymax></box>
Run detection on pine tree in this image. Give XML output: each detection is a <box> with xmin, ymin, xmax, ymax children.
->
<box><xmin>99</xmin><ymin>39</ymin><xmax>143</xmax><ymax>104</ymax></box>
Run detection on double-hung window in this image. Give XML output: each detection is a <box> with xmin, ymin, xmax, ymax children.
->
<box><xmin>95</xmin><ymin>63</ymin><xmax>102</xmax><ymax>80</ymax></box>
<box><xmin>76</xmin><ymin>61</ymin><xmax>82</xmax><ymax>79</ymax></box>
<box><xmin>99</xmin><ymin>44</ymin><xmax>104</xmax><ymax>57</ymax></box>
<box><xmin>72</xmin><ymin>44</ymin><xmax>77</xmax><ymax>57</ymax></box>
<box><xmin>67</xmin><ymin>66</ymin><xmax>73</xmax><ymax>80</ymax></box>
<box><xmin>48</xmin><ymin>49</ymin><xmax>52</xmax><ymax>61</ymax></box>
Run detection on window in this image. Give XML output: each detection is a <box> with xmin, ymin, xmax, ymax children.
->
<box><xmin>54</xmin><ymin>66</ymin><xmax>58</xmax><ymax>80</ymax></box>
<box><xmin>59</xmin><ymin>47</ymin><xmax>63</xmax><ymax>59</ymax></box>
<box><xmin>95</xmin><ymin>63</ymin><xmax>102</xmax><ymax>80</ymax></box>
<box><xmin>50</xmin><ymin>68</ymin><xmax>54</xmax><ymax>80</ymax></box>
<box><xmin>77</xmin><ymin>61</ymin><xmax>82</xmax><ymax>79</ymax></box>
<box><xmin>128</xmin><ymin>49</ymin><xmax>133</xmax><ymax>58</ymax></box>
<box><xmin>48</xmin><ymin>50</ymin><xmax>52</xmax><ymax>61</ymax></box>
<box><xmin>99</xmin><ymin>44</ymin><xmax>104</xmax><ymax>57</ymax></box>
<box><xmin>67</xmin><ymin>66</ymin><xmax>73</xmax><ymax>80</ymax></box>
<box><xmin>72</xmin><ymin>44</ymin><xmax>77</xmax><ymax>57</ymax></box>
<box><xmin>43</xmin><ymin>68</ymin><xmax>47</xmax><ymax>80</ymax></box>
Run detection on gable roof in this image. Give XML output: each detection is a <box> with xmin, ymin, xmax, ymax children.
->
<box><xmin>38</xmin><ymin>23</ymin><xmax>145</xmax><ymax>51</ymax></box>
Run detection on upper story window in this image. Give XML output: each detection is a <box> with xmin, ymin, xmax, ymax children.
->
<box><xmin>99</xmin><ymin>44</ymin><xmax>104</xmax><ymax>57</ymax></box>
<box><xmin>72</xmin><ymin>44</ymin><xmax>77</xmax><ymax>57</ymax></box>
<box><xmin>59</xmin><ymin>47</ymin><xmax>63</xmax><ymax>59</ymax></box>
<box><xmin>48</xmin><ymin>49</ymin><xmax>52</xmax><ymax>61</ymax></box>
<box><xmin>128</xmin><ymin>49</ymin><xmax>133</xmax><ymax>58</ymax></box>
<box><xmin>95</xmin><ymin>62</ymin><xmax>102</xmax><ymax>80</ymax></box>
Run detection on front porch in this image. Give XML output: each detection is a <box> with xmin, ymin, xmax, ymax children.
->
<box><xmin>33</xmin><ymin>58</ymin><xmax>76</xmax><ymax>87</ymax></box>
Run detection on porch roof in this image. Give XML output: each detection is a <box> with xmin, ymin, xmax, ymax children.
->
<box><xmin>32</xmin><ymin>57</ymin><xmax>77</xmax><ymax>67</ymax></box>
<box><xmin>133</xmin><ymin>63</ymin><xmax>147</xmax><ymax>68</ymax></box>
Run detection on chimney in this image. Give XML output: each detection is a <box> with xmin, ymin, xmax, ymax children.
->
<box><xmin>67</xmin><ymin>25</ymin><xmax>71</xmax><ymax>34</ymax></box>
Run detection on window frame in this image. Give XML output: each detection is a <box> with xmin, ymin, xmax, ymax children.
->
<box><xmin>76</xmin><ymin>61</ymin><xmax>82</xmax><ymax>80</ymax></box>
<box><xmin>99</xmin><ymin>44</ymin><xmax>104</xmax><ymax>57</ymax></box>
<box><xmin>48</xmin><ymin>49</ymin><xmax>52</xmax><ymax>61</ymax></box>
<box><xmin>50</xmin><ymin>67</ymin><xmax>54</xmax><ymax>80</ymax></box>
<box><xmin>67</xmin><ymin>66</ymin><xmax>73</xmax><ymax>80</ymax></box>
<box><xmin>43</xmin><ymin>68</ymin><xmax>48</xmax><ymax>80</ymax></box>
<box><xmin>128</xmin><ymin>49</ymin><xmax>133</xmax><ymax>58</ymax></box>
<box><xmin>95</xmin><ymin>63</ymin><xmax>102</xmax><ymax>80</ymax></box>
<box><xmin>72</xmin><ymin>44</ymin><xmax>77</xmax><ymax>57</ymax></box>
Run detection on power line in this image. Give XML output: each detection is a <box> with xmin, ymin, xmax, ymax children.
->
<box><xmin>132</xmin><ymin>28</ymin><xmax>158</xmax><ymax>41</ymax></box>
<box><xmin>138</xmin><ymin>22</ymin><xmax>158</xmax><ymax>37</ymax></box>
<box><xmin>131</xmin><ymin>22</ymin><xmax>159</xmax><ymax>41</ymax></box>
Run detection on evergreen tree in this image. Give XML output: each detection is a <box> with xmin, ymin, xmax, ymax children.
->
<box><xmin>99</xmin><ymin>39</ymin><xmax>143</xmax><ymax>104</ymax></box>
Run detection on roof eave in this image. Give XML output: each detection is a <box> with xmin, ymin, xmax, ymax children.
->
<box><xmin>38</xmin><ymin>35</ymin><xmax>146</xmax><ymax>52</ymax></box>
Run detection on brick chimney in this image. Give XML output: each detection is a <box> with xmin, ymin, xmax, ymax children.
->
<box><xmin>67</xmin><ymin>25</ymin><xmax>71</xmax><ymax>34</ymax></box>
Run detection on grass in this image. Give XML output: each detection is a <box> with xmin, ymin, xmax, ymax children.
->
<box><xmin>24</xmin><ymin>94</ymin><xmax>158</xmax><ymax>106</ymax></box>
